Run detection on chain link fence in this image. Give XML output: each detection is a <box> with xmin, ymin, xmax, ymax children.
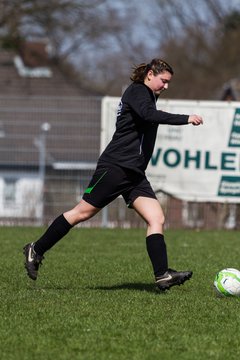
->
<box><xmin>0</xmin><ymin>96</ymin><xmax>239</xmax><ymax>229</ymax></box>
<box><xmin>0</xmin><ymin>96</ymin><xmax>146</xmax><ymax>228</ymax></box>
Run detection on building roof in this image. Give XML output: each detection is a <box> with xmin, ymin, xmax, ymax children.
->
<box><xmin>0</xmin><ymin>40</ymin><xmax>97</xmax><ymax>96</ymax></box>
<box><xmin>0</xmin><ymin>41</ymin><xmax>102</xmax><ymax>169</ymax></box>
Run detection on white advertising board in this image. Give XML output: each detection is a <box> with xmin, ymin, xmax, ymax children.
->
<box><xmin>101</xmin><ymin>97</ymin><xmax>240</xmax><ymax>202</ymax></box>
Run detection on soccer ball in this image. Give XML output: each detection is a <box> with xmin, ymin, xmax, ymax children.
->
<box><xmin>214</xmin><ymin>268</ymin><xmax>240</xmax><ymax>297</ymax></box>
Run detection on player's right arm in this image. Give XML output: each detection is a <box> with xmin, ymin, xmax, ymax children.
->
<box><xmin>188</xmin><ymin>115</ymin><xmax>203</xmax><ymax>126</ymax></box>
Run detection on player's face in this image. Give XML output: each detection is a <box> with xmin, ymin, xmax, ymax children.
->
<box><xmin>145</xmin><ymin>70</ymin><xmax>172</xmax><ymax>95</ymax></box>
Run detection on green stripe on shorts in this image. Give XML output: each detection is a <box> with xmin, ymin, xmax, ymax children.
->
<box><xmin>84</xmin><ymin>170</ymin><xmax>108</xmax><ymax>194</ymax></box>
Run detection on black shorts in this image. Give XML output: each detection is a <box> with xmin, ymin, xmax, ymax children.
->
<box><xmin>82</xmin><ymin>164</ymin><xmax>157</xmax><ymax>209</ymax></box>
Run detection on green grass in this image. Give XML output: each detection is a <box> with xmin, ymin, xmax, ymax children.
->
<box><xmin>1</xmin><ymin>227</ymin><xmax>240</xmax><ymax>360</ymax></box>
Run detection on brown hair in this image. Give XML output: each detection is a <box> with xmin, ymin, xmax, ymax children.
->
<box><xmin>130</xmin><ymin>58</ymin><xmax>174</xmax><ymax>83</ymax></box>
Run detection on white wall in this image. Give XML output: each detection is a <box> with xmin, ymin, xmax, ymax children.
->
<box><xmin>0</xmin><ymin>176</ymin><xmax>43</xmax><ymax>218</ymax></box>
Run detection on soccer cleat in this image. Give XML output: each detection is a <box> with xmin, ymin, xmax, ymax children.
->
<box><xmin>155</xmin><ymin>268</ymin><xmax>193</xmax><ymax>291</ymax></box>
<box><xmin>23</xmin><ymin>242</ymin><xmax>44</xmax><ymax>280</ymax></box>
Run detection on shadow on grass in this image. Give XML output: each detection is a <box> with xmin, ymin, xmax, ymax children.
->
<box><xmin>89</xmin><ymin>282</ymin><xmax>166</xmax><ymax>294</ymax></box>
<box><xmin>23</xmin><ymin>280</ymin><xmax>166</xmax><ymax>294</ymax></box>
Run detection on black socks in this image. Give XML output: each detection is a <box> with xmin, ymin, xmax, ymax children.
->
<box><xmin>34</xmin><ymin>214</ymin><xmax>73</xmax><ymax>256</ymax></box>
<box><xmin>33</xmin><ymin>217</ymin><xmax>168</xmax><ymax>278</ymax></box>
<box><xmin>146</xmin><ymin>233</ymin><xmax>168</xmax><ymax>277</ymax></box>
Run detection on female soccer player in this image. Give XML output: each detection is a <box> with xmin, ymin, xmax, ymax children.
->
<box><xmin>23</xmin><ymin>58</ymin><xmax>203</xmax><ymax>290</ymax></box>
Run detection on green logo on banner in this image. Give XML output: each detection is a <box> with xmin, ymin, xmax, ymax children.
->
<box><xmin>228</xmin><ymin>108</ymin><xmax>240</xmax><ymax>147</ymax></box>
<box><xmin>218</xmin><ymin>176</ymin><xmax>240</xmax><ymax>196</ymax></box>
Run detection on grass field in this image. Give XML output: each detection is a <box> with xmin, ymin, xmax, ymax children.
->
<box><xmin>1</xmin><ymin>226</ymin><xmax>240</xmax><ymax>360</ymax></box>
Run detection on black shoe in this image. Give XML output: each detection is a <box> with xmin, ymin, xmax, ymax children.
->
<box><xmin>155</xmin><ymin>268</ymin><xmax>193</xmax><ymax>291</ymax></box>
<box><xmin>23</xmin><ymin>243</ymin><xmax>44</xmax><ymax>280</ymax></box>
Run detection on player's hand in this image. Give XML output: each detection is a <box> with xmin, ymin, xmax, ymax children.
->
<box><xmin>188</xmin><ymin>115</ymin><xmax>203</xmax><ymax>126</ymax></box>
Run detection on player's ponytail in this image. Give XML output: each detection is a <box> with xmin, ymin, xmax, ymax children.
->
<box><xmin>130</xmin><ymin>58</ymin><xmax>174</xmax><ymax>83</ymax></box>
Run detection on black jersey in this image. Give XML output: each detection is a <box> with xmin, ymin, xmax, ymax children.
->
<box><xmin>98</xmin><ymin>82</ymin><xmax>189</xmax><ymax>174</ymax></box>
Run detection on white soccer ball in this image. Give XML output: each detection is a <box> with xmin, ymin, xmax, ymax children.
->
<box><xmin>214</xmin><ymin>268</ymin><xmax>240</xmax><ymax>297</ymax></box>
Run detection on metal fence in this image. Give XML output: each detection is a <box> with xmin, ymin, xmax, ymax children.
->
<box><xmin>0</xmin><ymin>96</ymin><xmax>146</xmax><ymax>228</ymax></box>
<box><xmin>1</xmin><ymin>96</ymin><xmax>240</xmax><ymax>229</ymax></box>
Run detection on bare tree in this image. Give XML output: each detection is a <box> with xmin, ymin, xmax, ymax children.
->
<box><xmin>148</xmin><ymin>0</ymin><xmax>240</xmax><ymax>100</ymax></box>
<box><xmin>0</xmin><ymin>0</ymin><xmax>155</xmax><ymax>94</ymax></box>
<box><xmin>0</xmin><ymin>1</ymin><xmax>121</xmax><ymax>57</ymax></box>
<box><xmin>1</xmin><ymin>0</ymin><xmax>240</xmax><ymax>96</ymax></box>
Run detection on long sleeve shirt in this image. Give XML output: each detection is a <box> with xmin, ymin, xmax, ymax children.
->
<box><xmin>98</xmin><ymin>82</ymin><xmax>189</xmax><ymax>174</ymax></box>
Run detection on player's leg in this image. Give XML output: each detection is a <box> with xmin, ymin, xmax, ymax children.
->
<box><xmin>132</xmin><ymin>196</ymin><xmax>192</xmax><ymax>291</ymax></box>
<box><xmin>132</xmin><ymin>196</ymin><xmax>165</xmax><ymax>236</ymax></box>
<box><xmin>132</xmin><ymin>196</ymin><xmax>168</xmax><ymax>275</ymax></box>
<box><xmin>34</xmin><ymin>199</ymin><xmax>100</xmax><ymax>255</ymax></box>
<box><xmin>23</xmin><ymin>164</ymin><xmax>128</xmax><ymax>280</ymax></box>
<box><xmin>23</xmin><ymin>164</ymin><xmax>112</xmax><ymax>280</ymax></box>
<box><xmin>23</xmin><ymin>200</ymin><xmax>100</xmax><ymax>280</ymax></box>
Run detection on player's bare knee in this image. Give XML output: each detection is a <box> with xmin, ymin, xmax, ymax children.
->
<box><xmin>156</xmin><ymin>213</ymin><xmax>165</xmax><ymax>227</ymax></box>
<box><xmin>74</xmin><ymin>210</ymin><xmax>94</xmax><ymax>224</ymax></box>
<box><xmin>160</xmin><ymin>213</ymin><xmax>165</xmax><ymax>226</ymax></box>
<box><xmin>65</xmin><ymin>206</ymin><xmax>95</xmax><ymax>226</ymax></box>
<box><xmin>148</xmin><ymin>213</ymin><xmax>165</xmax><ymax>228</ymax></box>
